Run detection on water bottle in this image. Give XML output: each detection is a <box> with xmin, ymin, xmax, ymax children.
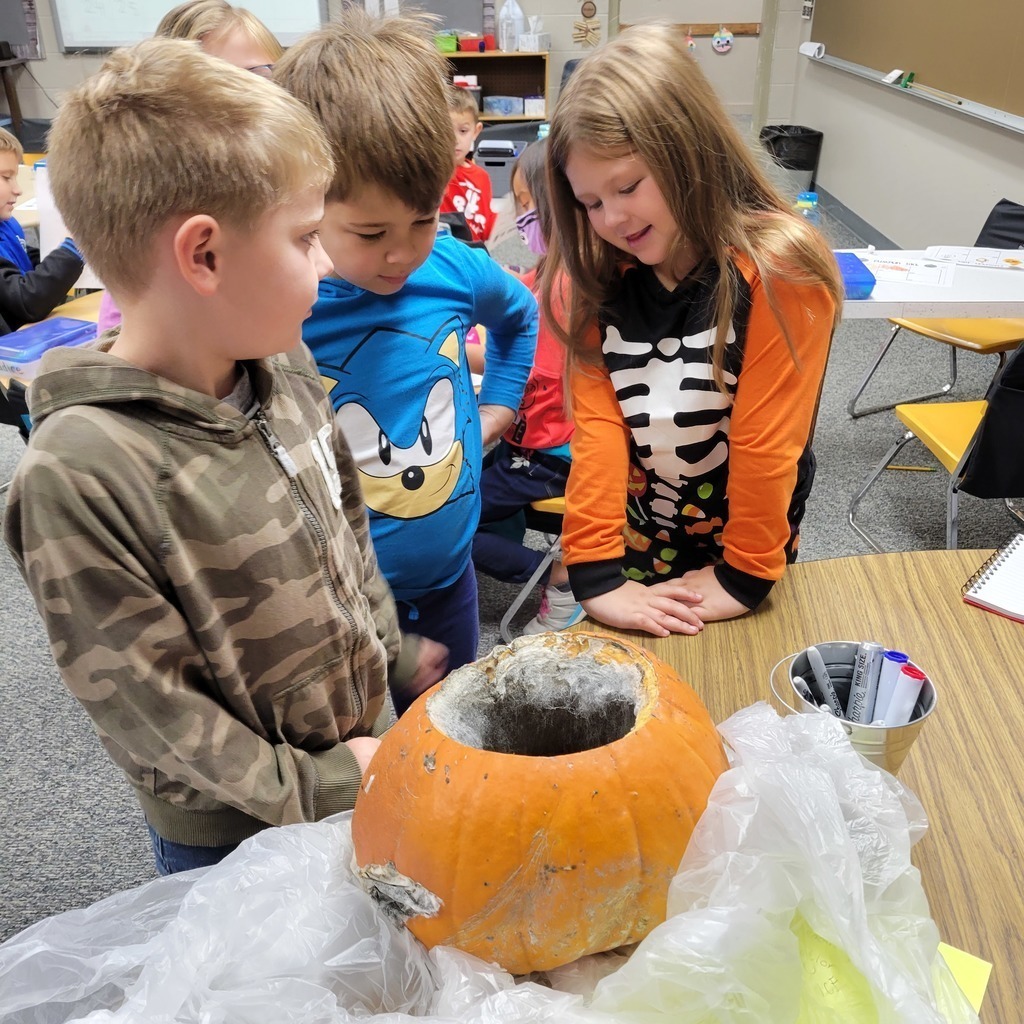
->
<box><xmin>794</xmin><ymin>191</ymin><xmax>821</xmax><ymax>228</ymax></box>
<box><xmin>497</xmin><ymin>0</ymin><xmax>524</xmax><ymax>52</ymax></box>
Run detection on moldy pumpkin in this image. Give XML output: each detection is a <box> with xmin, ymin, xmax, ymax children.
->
<box><xmin>352</xmin><ymin>631</ymin><xmax>728</xmax><ymax>974</ymax></box>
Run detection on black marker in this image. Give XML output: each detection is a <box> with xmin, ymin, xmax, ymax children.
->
<box><xmin>805</xmin><ymin>645</ymin><xmax>844</xmax><ymax>717</ymax></box>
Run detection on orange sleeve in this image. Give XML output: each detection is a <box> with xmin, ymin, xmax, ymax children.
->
<box><xmin>721</xmin><ymin>257</ymin><xmax>836</xmax><ymax>582</ymax></box>
<box><xmin>562</xmin><ymin>340</ymin><xmax>632</xmax><ymax>569</ymax></box>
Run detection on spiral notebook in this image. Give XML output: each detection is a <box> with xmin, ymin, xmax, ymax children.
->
<box><xmin>962</xmin><ymin>534</ymin><xmax>1024</xmax><ymax>623</ymax></box>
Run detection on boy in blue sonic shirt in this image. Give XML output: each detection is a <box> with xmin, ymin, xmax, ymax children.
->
<box><xmin>275</xmin><ymin>10</ymin><xmax>537</xmax><ymax>710</ymax></box>
<box><xmin>0</xmin><ymin>128</ymin><xmax>84</xmax><ymax>336</ymax></box>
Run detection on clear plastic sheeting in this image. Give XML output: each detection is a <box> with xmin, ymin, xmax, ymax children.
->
<box><xmin>0</xmin><ymin>703</ymin><xmax>978</xmax><ymax>1024</ymax></box>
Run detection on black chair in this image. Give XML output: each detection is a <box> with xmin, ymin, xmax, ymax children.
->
<box><xmin>0</xmin><ymin>379</ymin><xmax>31</xmax><ymax>497</ymax></box>
<box><xmin>439</xmin><ymin>211</ymin><xmax>474</xmax><ymax>244</ymax></box>
<box><xmin>0</xmin><ymin>378</ymin><xmax>31</xmax><ymax>441</ymax></box>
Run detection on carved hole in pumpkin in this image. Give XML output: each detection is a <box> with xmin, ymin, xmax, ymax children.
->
<box><xmin>427</xmin><ymin>642</ymin><xmax>645</xmax><ymax>756</ymax></box>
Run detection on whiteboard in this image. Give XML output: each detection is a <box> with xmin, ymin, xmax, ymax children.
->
<box><xmin>50</xmin><ymin>0</ymin><xmax>327</xmax><ymax>51</ymax></box>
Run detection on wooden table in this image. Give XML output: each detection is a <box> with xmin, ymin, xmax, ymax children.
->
<box><xmin>575</xmin><ymin>549</ymin><xmax>1021</xmax><ymax>1021</ymax></box>
<box><xmin>48</xmin><ymin>290</ymin><xmax>103</xmax><ymax>323</ymax></box>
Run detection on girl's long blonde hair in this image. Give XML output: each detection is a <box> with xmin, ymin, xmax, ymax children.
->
<box><xmin>541</xmin><ymin>23</ymin><xmax>841</xmax><ymax>384</ymax></box>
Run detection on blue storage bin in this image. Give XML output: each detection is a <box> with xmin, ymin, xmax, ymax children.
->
<box><xmin>0</xmin><ymin>317</ymin><xmax>97</xmax><ymax>378</ymax></box>
<box><xmin>835</xmin><ymin>252</ymin><xmax>876</xmax><ymax>300</ymax></box>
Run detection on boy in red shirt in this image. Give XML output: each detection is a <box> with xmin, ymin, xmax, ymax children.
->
<box><xmin>440</xmin><ymin>86</ymin><xmax>495</xmax><ymax>242</ymax></box>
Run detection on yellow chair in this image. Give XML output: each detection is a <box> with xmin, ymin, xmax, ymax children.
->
<box><xmin>498</xmin><ymin>495</ymin><xmax>566</xmax><ymax>644</ymax></box>
<box><xmin>849</xmin><ymin>363</ymin><xmax>1024</xmax><ymax>551</ymax></box>
<box><xmin>849</xmin><ymin>402</ymin><xmax>985</xmax><ymax>551</ymax></box>
<box><xmin>847</xmin><ymin>318</ymin><xmax>1024</xmax><ymax>419</ymax></box>
<box><xmin>847</xmin><ymin>198</ymin><xmax>1024</xmax><ymax>419</ymax></box>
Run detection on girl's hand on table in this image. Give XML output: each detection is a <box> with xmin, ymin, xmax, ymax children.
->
<box><xmin>679</xmin><ymin>565</ymin><xmax>751</xmax><ymax>622</ymax></box>
<box><xmin>582</xmin><ymin>579</ymin><xmax>705</xmax><ymax>637</ymax></box>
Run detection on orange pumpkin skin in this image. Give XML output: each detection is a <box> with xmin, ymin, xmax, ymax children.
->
<box><xmin>351</xmin><ymin>631</ymin><xmax>728</xmax><ymax>975</ymax></box>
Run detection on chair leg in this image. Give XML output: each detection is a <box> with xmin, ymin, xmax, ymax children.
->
<box><xmin>1005</xmin><ymin>498</ymin><xmax>1024</xmax><ymax>528</ymax></box>
<box><xmin>849</xmin><ymin>431</ymin><xmax>916</xmax><ymax>552</ymax></box>
<box><xmin>498</xmin><ymin>537</ymin><xmax>561</xmax><ymax>645</ymax></box>
<box><xmin>847</xmin><ymin>326</ymin><xmax>960</xmax><ymax>419</ymax></box>
<box><xmin>946</xmin><ymin>479</ymin><xmax>960</xmax><ymax>550</ymax></box>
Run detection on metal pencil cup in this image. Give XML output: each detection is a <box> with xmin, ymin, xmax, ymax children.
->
<box><xmin>770</xmin><ymin>640</ymin><xmax>937</xmax><ymax>775</ymax></box>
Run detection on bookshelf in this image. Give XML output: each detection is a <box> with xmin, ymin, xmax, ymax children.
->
<box><xmin>446</xmin><ymin>51</ymin><xmax>549</xmax><ymax>123</ymax></box>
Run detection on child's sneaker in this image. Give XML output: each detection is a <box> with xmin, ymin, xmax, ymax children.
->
<box><xmin>522</xmin><ymin>581</ymin><xmax>584</xmax><ymax>635</ymax></box>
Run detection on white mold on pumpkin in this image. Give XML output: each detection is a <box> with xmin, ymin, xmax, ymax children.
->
<box><xmin>426</xmin><ymin>634</ymin><xmax>647</xmax><ymax>757</ymax></box>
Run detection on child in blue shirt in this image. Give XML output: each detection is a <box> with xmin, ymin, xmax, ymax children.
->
<box><xmin>275</xmin><ymin>10</ymin><xmax>537</xmax><ymax>711</ymax></box>
<box><xmin>0</xmin><ymin>128</ymin><xmax>83</xmax><ymax>336</ymax></box>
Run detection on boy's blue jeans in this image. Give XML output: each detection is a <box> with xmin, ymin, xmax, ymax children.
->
<box><xmin>394</xmin><ymin>561</ymin><xmax>479</xmax><ymax>716</ymax></box>
<box><xmin>473</xmin><ymin>441</ymin><xmax>570</xmax><ymax>584</ymax></box>
<box><xmin>147</xmin><ymin>824</ymin><xmax>239</xmax><ymax>875</ymax></box>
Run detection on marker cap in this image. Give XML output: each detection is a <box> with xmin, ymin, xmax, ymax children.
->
<box><xmin>883</xmin><ymin>664</ymin><xmax>928</xmax><ymax>727</ymax></box>
<box><xmin>873</xmin><ymin>650</ymin><xmax>910</xmax><ymax>721</ymax></box>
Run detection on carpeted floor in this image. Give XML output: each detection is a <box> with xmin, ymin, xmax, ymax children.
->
<box><xmin>0</xmin><ymin>205</ymin><xmax>1019</xmax><ymax>944</ymax></box>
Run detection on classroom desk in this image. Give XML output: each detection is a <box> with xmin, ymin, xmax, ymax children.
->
<box><xmin>0</xmin><ymin>293</ymin><xmax>102</xmax><ymax>410</ymax></box>
<box><xmin>573</xmin><ymin>549</ymin><xmax>1021</xmax><ymax>1022</ymax></box>
<box><xmin>47</xmin><ymin>289</ymin><xmax>104</xmax><ymax>323</ymax></box>
<box><xmin>842</xmin><ymin>250</ymin><xmax>1024</xmax><ymax>320</ymax></box>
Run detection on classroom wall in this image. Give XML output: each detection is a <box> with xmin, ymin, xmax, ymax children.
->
<box><xmin>777</xmin><ymin>9</ymin><xmax>1024</xmax><ymax>246</ymax></box>
<box><xmin>616</xmin><ymin>0</ymin><xmax>762</xmax><ymax>116</ymax></box>
<box><xmin>6</xmin><ymin>0</ymin><xmax>612</xmax><ymax>127</ymax></box>
<box><xmin>5</xmin><ymin>5</ymin><xmax>105</xmax><ymax>123</ymax></box>
<box><xmin>518</xmin><ymin>0</ymin><xmax>611</xmax><ymax>105</ymax></box>
<box><xmin>760</xmin><ymin>0</ymin><xmax>802</xmax><ymax>123</ymax></box>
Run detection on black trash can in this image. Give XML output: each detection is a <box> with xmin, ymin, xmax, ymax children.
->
<box><xmin>758</xmin><ymin>125</ymin><xmax>823</xmax><ymax>195</ymax></box>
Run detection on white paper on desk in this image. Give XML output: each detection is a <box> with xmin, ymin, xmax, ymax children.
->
<box><xmin>14</xmin><ymin>197</ymin><xmax>37</xmax><ymax>211</ymax></box>
<box><xmin>925</xmin><ymin>245</ymin><xmax>1024</xmax><ymax>270</ymax></box>
<box><xmin>861</xmin><ymin>255</ymin><xmax>957</xmax><ymax>287</ymax></box>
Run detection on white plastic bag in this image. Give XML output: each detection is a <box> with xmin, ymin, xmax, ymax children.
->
<box><xmin>0</xmin><ymin>704</ymin><xmax>978</xmax><ymax>1024</ymax></box>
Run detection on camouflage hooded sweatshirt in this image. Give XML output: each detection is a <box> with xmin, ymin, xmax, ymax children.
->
<box><xmin>4</xmin><ymin>339</ymin><xmax>409</xmax><ymax>847</ymax></box>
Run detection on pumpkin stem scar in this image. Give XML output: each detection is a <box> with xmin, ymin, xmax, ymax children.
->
<box><xmin>354</xmin><ymin>859</ymin><xmax>442</xmax><ymax>924</ymax></box>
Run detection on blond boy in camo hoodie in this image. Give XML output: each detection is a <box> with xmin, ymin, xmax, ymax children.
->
<box><xmin>3</xmin><ymin>39</ymin><xmax>447</xmax><ymax>874</ymax></box>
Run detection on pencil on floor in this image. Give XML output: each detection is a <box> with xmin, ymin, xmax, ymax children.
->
<box><xmin>886</xmin><ymin>465</ymin><xmax>937</xmax><ymax>472</ymax></box>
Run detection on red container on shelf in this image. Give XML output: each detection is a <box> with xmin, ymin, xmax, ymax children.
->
<box><xmin>458</xmin><ymin>35</ymin><xmax>485</xmax><ymax>51</ymax></box>
<box><xmin>483</xmin><ymin>34</ymin><xmax>496</xmax><ymax>49</ymax></box>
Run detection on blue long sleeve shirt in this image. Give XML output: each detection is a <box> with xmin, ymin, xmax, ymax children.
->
<box><xmin>0</xmin><ymin>218</ymin><xmax>33</xmax><ymax>273</ymax></box>
<box><xmin>303</xmin><ymin>235</ymin><xmax>537</xmax><ymax>601</ymax></box>
<box><xmin>0</xmin><ymin>218</ymin><xmax>84</xmax><ymax>335</ymax></box>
